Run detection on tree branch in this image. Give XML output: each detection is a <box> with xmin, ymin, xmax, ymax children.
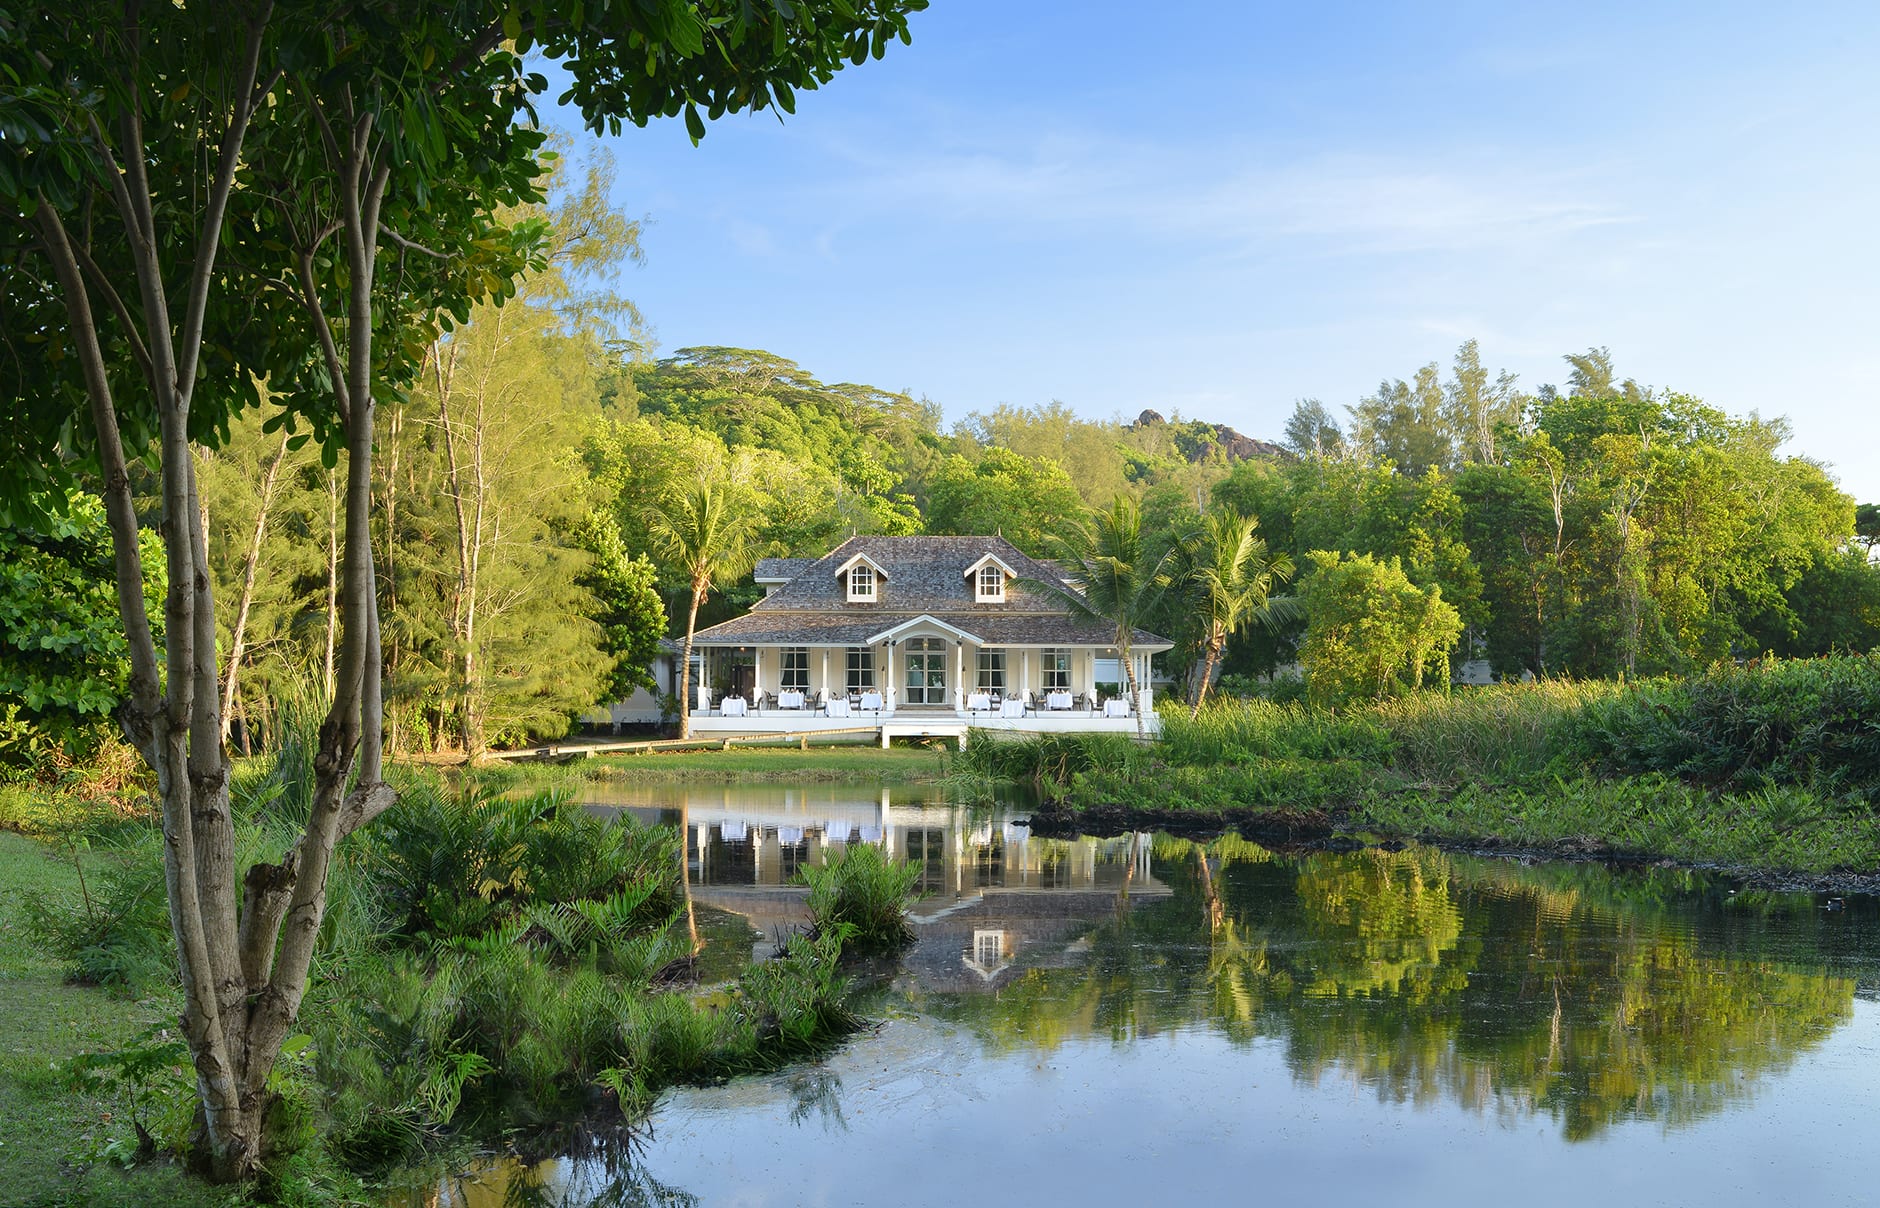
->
<box><xmin>293</xmin><ymin>247</ymin><xmax>352</xmax><ymax>427</ymax></box>
<box><xmin>68</xmin><ymin>239</ymin><xmax>153</xmax><ymax>384</ymax></box>
<box><xmin>376</xmin><ymin>223</ymin><xmax>448</xmax><ymax>260</ymax></box>
<box><xmin>174</xmin><ymin>3</ymin><xmax>274</xmax><ymax>400</ymax></box>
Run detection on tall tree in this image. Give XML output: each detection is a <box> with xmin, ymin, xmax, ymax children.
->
<box><xmin>0</xmin><ymin>0</ymin><xmax>926</xmax><ymax>1179</ymax></box>
<box><xmin>1350</xmin><ymin>363</ymin><xmax>1453</xmax><ymax>475</ymax></box>
<box><xmin>1282</xmin><ymin>398</ymin><xmax>1346</xmax><ymax>460</ymax></box>
<box><xmin>1443</xmin><ymin>339</ymin><xmax>1527</xmax><ymax>465</ymax></box>
<box><xmin>1173</xmin><ymin>510</ymin><xmax>1296</xmax><ymax>716</ymax></box>
<box><xmin>646</xmin><ymin>460</ymin><xmax>762</xmax><ymax>739</ymax></box>
<box><xmin>925</xmin><ymin>447</ymin><xmax>1086</xmax><ymax>556</ymax></box>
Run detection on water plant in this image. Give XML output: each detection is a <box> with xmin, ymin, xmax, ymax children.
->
<box><xmin>796</xmin><ymin>842</ymin><xmax>922</xmax><ymax>954</ymax></box>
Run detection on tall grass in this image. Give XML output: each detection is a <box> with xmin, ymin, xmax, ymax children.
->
<box><xmin>1159</xmin><ymin>681</ymin><xmax>1615</xmax><ymax>785</ymax></box>
<box><xmin>951</xmin><ymin>731</ymin><xmax>1150</xmax><ymax>796</ymax></box>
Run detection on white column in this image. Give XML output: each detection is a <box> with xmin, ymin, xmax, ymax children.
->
<box><xmin>1021</xmin><ymin>649</ymin><xmax>1030</xmax><ymax>697</ymax></box>
<box><xmin>885</xmin><ymin>641</ymin><xmax>895</xmax><ymax>710</ymax></box>
<box><xmin>753</xmin><ymin>649</ymin><xmax>763</xmax><ymax>703</ymax></box>
<box><xmin>820</xmin><ymin>649</ymin><xmax>829</xmax><ymax>702</ymax></box>
<box><xmin>955</xmin><ymin>640</ymin><xmax>964</xmax><ymax>711</ymax></box>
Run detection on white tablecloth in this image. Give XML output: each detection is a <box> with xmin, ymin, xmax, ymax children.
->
<box><xmin>720</xmin><ymin>696</ymin><xmax>747</xmax><ymax>717</ymax></box>
<box><xmin>825</xmin><ymin>698</ymin><xmax>852</xmax><ymax>717</ymax></box>
<box><xmin>777</xmin><ymin>690</ymin><xmax>805</xmax><ymax>709</ymax></box>
<box><xmin>1046</xmin><ymin>691</ymin><xmax>1074</xmax><ymax>711</ymax></box>
<box><xmin>859</xmin><ymin>691</ymin><xmax>885</xmax><ymax>711</ymax></box>
<box><xmin>967</xmin><ymin>692</ymin><xmax>993</xmax><ymax>712</ymax></box>
<box><xmin>1103</xmin><ymin>699</ymin><xmax>1130</xmax><ymax>718</ymax></box>
<box><xmin>1000</xmin><ymin>699</ymin><xmax>1027</xmax><ymax>718</ymax></box>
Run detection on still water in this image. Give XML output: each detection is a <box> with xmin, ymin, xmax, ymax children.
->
<box><xmin>434</xmin><ymin>781</ymin><xmax>1880</xmax><ymax>1207</ymax></box>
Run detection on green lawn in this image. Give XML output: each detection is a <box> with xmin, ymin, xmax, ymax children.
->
<box><xmin>581</xmin><ymin>743</ymin><xmax>949</xmax><ymax>783</ymax></box>
<box><xmin>0</xmin><ymin>831</ymin><xmax>231</xmax><ymax>1208</ymax></box>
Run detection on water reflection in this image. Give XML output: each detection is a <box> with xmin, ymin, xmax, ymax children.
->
<box><xmin>415</xmin><ymin>784</ymin><xmax>1880</xmax><ymax>1206</ymax></box>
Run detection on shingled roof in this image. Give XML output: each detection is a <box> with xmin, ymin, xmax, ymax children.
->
<box><xmin>690</xmin><ymin>535</ymin><xmax>1173</xmax><ymax>649</ymax></box>
<box><xmin>752</xmin><ymin>536</ymin><xmax>1066</xmax><ymax>612</ymax></box>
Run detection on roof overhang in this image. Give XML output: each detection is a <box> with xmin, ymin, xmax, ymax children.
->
<box><xmin>866</xmin><ymin>614</ymin><xmax>984</xmax><ymax>645</ymax></box>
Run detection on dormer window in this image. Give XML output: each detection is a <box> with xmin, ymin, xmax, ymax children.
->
<box><xmin>976</xmin><ymin>564</ymin><xmax>1005</xmax><ymax>601</ymax></box>
<box><xmin>848</xmin><ymin>564</ymin><xmax>877</xmax><ymax>601</ymax></box>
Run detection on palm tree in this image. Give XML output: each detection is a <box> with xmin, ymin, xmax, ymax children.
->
<box><xmin>645</xmin><ymin>461</ymin><xmax>760</xmax><ymax>739</ymax></box>
<box><xmin>1038</xmin><ymin>496</ymin><xmax>1172</xmax><ymax>738</ymax></box>
<box><xmin>1174</xmin><ymin>509</ymin><xmax>1296</xmax><ymax>719</ymax></box>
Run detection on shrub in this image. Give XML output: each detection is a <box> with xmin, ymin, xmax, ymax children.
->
<box><xmin>1562</xmin><ymin>656</ymin><xmax>1880</xmax><ymax>794</ymax></box>
<box><xmin>797</xmin><ymin>842</ymin><xmax>920</xmax><ymax>955</ymax></box>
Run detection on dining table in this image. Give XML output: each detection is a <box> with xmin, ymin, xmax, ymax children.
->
<box><xmin>967</xmin><ymin>692</ymin><xmax>993</xmax><ymax>712</ymax></box>
<box><xmin>1046</xmin><ymin>690</ymin><xmax>1074</xmax><ymax>711</ymax></box>
<box><xmin>999</xmin><ymin>698</ymin><xmax>1027</xmax><ymax>718</ymax></box>
<box><xmin>720</xmin><ymin>696</ymin><xmax>747</xmax><ymax>717</ymax></box>
<box><xmin>1103</xmin><ymin>699</ymin><xmax>1131</xmax><ymax>718</ymax></box>
<box><xmin>825</xmin><ymin>697</ymin><xmax>852</xmax><ymax>718</ymax></box>
<box><xmin>859</xmin><ymin>691</ymin><xmax>885</xmax><ymax>712</ymax></box>
<box><xmin>777</xmin><ymin>690</ymin><xmax>805</xmax><ymax>710</ymax></box>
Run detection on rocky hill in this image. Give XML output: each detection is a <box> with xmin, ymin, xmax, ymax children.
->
<box><xmin>1131</xmin><ymin>409</ymin><xmax>1290</xmax><ymax>464</ymax></box>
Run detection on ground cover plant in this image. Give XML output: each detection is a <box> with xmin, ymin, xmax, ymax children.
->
<box><xmin>10</xmin><ymin>762</ymin><xmax>922</xmax><ymax>1202</ymax></box>
<box><xmin>961</xmin><ymin>657</ymin><xmax>1880</xmax><ymax>876</ymax></box>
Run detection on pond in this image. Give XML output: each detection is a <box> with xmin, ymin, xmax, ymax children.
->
<box><xmin>416</xmin><ymin>781</ymin><xmax>1880</xmax><ymax>1207</ymax></box>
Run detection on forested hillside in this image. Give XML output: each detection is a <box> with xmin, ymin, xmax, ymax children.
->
<box><xmin>7</xmin><ymin>173</ymin><xmax>1876</xmax><ymax>761</ymax></box>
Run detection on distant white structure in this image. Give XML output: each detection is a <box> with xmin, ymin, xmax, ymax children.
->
<box><xmin>586</xmin><ymin>638</ymin><xmax>681</xmax><ymax>730</ymax></box>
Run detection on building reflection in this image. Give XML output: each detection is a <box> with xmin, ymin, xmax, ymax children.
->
<box><xmin>597</xmin><ymin>784</ymin><xmax>1164</xmax><ymax>987</ymax></box>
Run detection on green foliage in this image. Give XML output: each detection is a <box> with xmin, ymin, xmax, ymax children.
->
<box><xmin>925</xmin><ymin>446</ymin><xmax>1086</xmax><ymax>556</ymax></box>
<box><xmin>1297</xmin><ymin>551</ymin><xmax>1463</xmax><ymax>705</ymax></box>
<box><xmin>797</xmin><ymin>843</ymin><xmax>920</xmax><ymax>954</ymax></box>
<box><xmin>24</xmin><ymin>830</ymin><xmax>175</xmax><ymax>992</ymax></box>
<box><xmin>0</xmin><ymin>490</ymin><xmax>163</xmax><ymax>765</ymax></box>
<box><xmin>953</xmin><ymin>730</ymin><xmax>1148</xmax><ymax>794</ymax></box>
<box><xmin>1171</xmin><ymin>508</ymin><xmax>1296</xmax><ymax>710</ymax></box>
<box><xmin>355</xmin><ymin>785</ymin><xmax>681</xmax><ymax>946</ymax></box>
<box><xmin>567</xmin><ymin>510</ymin><xmax>669</xmax><ymax>702</ymax></box>
<box><xmin>1561</xmin><ymin>655</ymin><xmax>1880</xmax><ymax>794</ymax></box>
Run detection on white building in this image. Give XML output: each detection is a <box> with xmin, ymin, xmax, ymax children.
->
<box><xmin>683</xmin><ymin>535</ymin><xmax>1173</xmax><ymax>744</ymax></box>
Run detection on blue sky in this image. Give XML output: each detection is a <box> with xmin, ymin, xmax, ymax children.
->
<box><xmin>556</xmin><ymin>1</ymin><xmax>1880</xmax><ymax>501</ymax></box>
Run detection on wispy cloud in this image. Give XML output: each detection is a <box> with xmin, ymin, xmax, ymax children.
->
<box><xmin>811</xmin><ymin>127</ymin><xmax>1634</xmax><ymax>258</ymax></box>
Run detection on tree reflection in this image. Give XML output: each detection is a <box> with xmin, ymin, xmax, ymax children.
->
<box><xmin>917</xmin><ymin>838</ymin><xmax>1858</xmax><ymax>1140</ymax></box>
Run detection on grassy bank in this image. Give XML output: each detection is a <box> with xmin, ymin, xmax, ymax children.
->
<box><xmin>2</xmin><ymin>749</ymin><xmax>923</xmax><ymax>1205</ymax></box>
<box><xmin>0</xmin><ymin>831</ymin><xmax>228</xmax><ymax>1208</ymax></box>
<box><xmin>960</xmin><ymin>658</ymin><xmax>1880</xmax><ymax>878</ymax></box>
<box><xmin>460</xmin><ymin>744</ymin><xmax>946</xmax><ymax>790</ymax></box>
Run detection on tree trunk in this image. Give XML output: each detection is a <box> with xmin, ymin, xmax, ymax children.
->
<box><xmin>322</xmin><ymin>469</ymin><xmax>339</xmax><ymax>700</ymax></box>
<box><xmin>1190</xmin><ymin>635</ymin><xmax>1224</xmax><ymax>721</ymax></box>
<box><xmin>1121</xmin><ymin>641</ymin><xmax>1146</xmax><ymax>739</ymax></box>
<box><xmin>381</xmin><ymin>401</ymin><xmax>403</xmax><ymax>755</ymax></box>
<box><xmin>24</xmin><ymin>19</ymin><xmax>403</xmax><ymax>1178</ymax></box>
<box><xmin>221</xmin><ymin>433</ymin><xmax>289</xmax><ymax>742</ymax></box>
<box><xmin>676</xmin><ymin>585</ymin><xmax>704</xmax><ymax>740</ymax></box>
